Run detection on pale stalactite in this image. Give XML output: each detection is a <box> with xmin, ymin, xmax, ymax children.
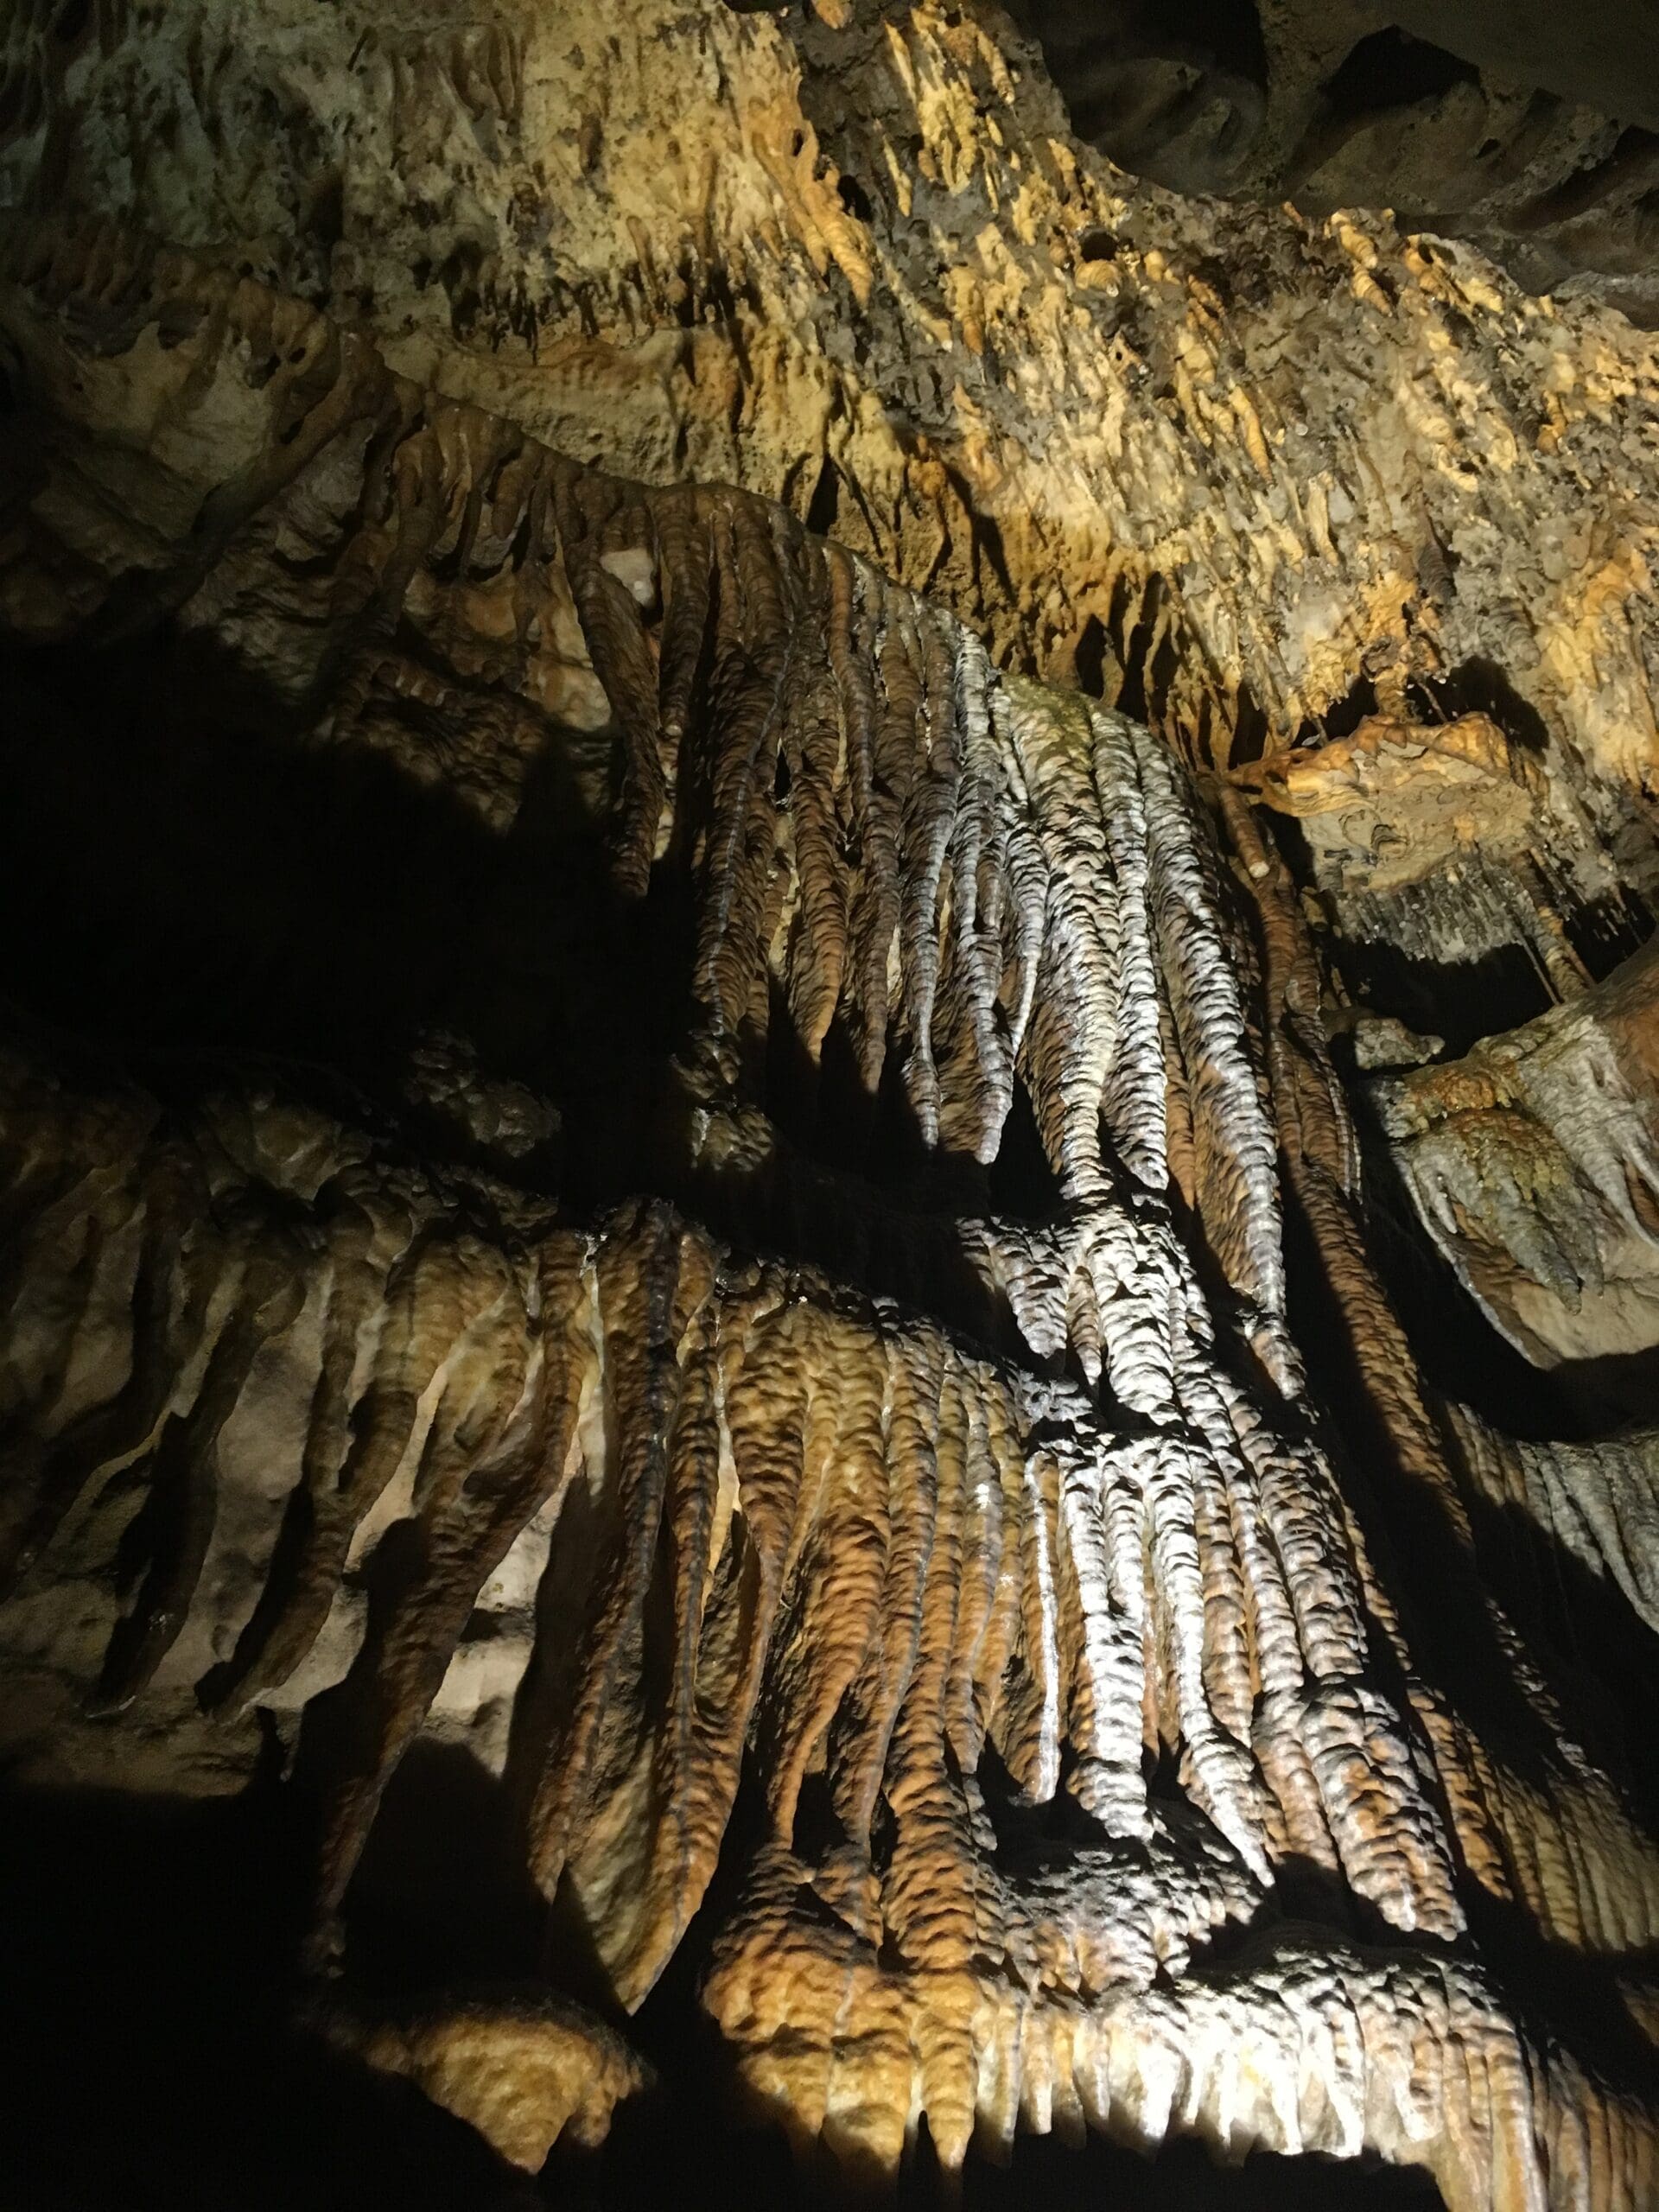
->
<box><xmin>4</xmin><ymin>1031</ymin><xmax>1639</xmax><ymax>2202</ymax></box>
<box><xmin>4</xmin><ymin>10</ymin><xmax>1659</xmax><ymax>2204</ymax></box>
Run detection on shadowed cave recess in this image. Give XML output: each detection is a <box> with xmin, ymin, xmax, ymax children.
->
<box><xmin>3</xmin><ymin>2</ymin><xmax>1659</xmax><ymax>2207</ymax></box>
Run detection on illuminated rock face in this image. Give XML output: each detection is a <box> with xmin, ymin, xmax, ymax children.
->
<box><xmin>2</xmin><ymin>6</ymin><xmax>1659</xmax><ymax>2208</ymax></box>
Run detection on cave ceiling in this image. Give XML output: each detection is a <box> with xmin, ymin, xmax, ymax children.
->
<box><xmin>2</xmin><ymin>4</ymin><xmax>1659</xmax><ymax>2209</ymax></box>
<box><xmin>1005</xmin><ymin>0</ymin><xmax>1659</xmax><ymax>326</ymax></box>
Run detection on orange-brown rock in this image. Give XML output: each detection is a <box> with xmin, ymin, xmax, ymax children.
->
<box><xmin>3</xmin><ymin>6</ymin><xmax>1659</xmax><ymax>2208</ymax></box>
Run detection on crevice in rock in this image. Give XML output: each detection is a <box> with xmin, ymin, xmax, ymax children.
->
<box><xmin>1320</xmin><ymin>29</ymin><xmax>1482</xmax><ymax>125</ymax></box>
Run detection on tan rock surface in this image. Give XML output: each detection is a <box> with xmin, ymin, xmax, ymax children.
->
<box><xmin>1375</xmin><ymin>938</ymin><xmax>1659</xmax><ymax>1364</ymax></box>
<box><xmin>3</xmin><ymin>6</ymin><xmax>1659</xmax><ymax>2207</ymax></box>
<box><xmin>5</xmin><ymin>0</ymin><xmax>1659</xmax><ymax>806</ymax></box>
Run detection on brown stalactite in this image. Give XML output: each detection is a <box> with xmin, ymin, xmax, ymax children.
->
<box><xmin>3</xmin><ymin>6</ymin><xmax>1659</xmax><ymax>2208</ymax></box>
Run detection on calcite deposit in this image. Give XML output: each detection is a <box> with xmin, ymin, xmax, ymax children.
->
<box><xmin>1375</xmin><ymin>939</ymin><xmax>1659</xmax><ymax>1367</ymax></box>
<box><xmin>3</xmin><ymin>3</ymin><xmax>1659</xmax><ymax>2207</ymax></box>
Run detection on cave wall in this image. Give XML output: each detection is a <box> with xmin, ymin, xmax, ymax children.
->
<box><xmin>1007</xmin><ymin>0</ymin><xmax>1659</xmax><ymax>325</ymax></box>
<box><xmin>3</xmin><ymin>3</ymin><xmax>1659</xmax><ymax>2206</ymax></box>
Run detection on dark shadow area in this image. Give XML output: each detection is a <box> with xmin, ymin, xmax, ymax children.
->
<box><xmin>949</xmin><ymin>2127</ymin><xmax>1445</xmax><ymax>2209</ymax></box>
<box><xmin>345</xmin><ymin>1741</ymin><xmax>568</xmax><ymax>1999</ymax></box>
<box><xmin>0</xmin><ymin>634</ymin><xmax>684</xmax><ymax>1217</ymax></box>
<box><xmin>1561</xmin><ymin>887</ymin><xmax>1656</xmax><ymax>986</ymax></box>
<box><xmin>1549</xmin><ymin>1341</ymin><xmax>1659</xmax><ymax>1427</ymax></box>
<box><xmin>1073</xmin><ymin>608</ymin><xmax>1114</xmax><ymax>696</ymax></box>
<box><xmin>1335</xmin><ymin>933</ymin><xmax>1554</xmax><ymax>1058</ymax></box>
<box><xmin>1260</xmin><ymin>807</ymin><xmax>1556</xmax><ymax>1056</ymax></box>
<box><xmin>982</xmin><ymin>1071</ymin><xmax>1062</xmax><ymax>1222</ymax></box>
<box><xmin>1291</xmin><ymin>671</ymin><xmax>1376</xmax><ymax>750</ymax></box>
<box><xmin>0</xmin><ymin>1777</ymin><xmax>530</xmax><ymax>2212</ymax></box>
<box><xmin>1005</xmin><ymin>0</ymin><xmax>1269</xmax><ymax>91</ymax></box>
<box><xmin>0</xmin><ymin>1763</ymin><xmax>1446</xmax><ymax>2211</ymax></box>
<box><xmin>1222</xmin><ymin>678</ymin><xmax>1270</xmax><ymax>769</ymax></box>
<box><xmin>1112</xmin><ymin>569</ymin><xmax>1164</xmax><ymax>726</ymax></box>
<box><xmin>1405</xmin><ymin>660</ymin><xmax>1549</xmax><ymax>759</ymax></box>
<box><xmin>1145</xmin><ymin>0</ymin><xmax>1266</xmax><ymax>84</ymax></box>
<box><xmin>1010</xmin><ymin>0</ymin><xmax>1268</xmax><ymax>175</ymax></box>
<box><xmin>1321</xmin><ymin>29</ymin><xmax>1479</xmax><ymax>122</ymax></box>
<box><xmin>1458</xmin><ymin>1483</ymin><xmax>1659</xmax><ymax>1827</ymax></box>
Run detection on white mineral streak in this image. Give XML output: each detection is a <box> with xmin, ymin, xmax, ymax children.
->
<box><xmin>942</xmin><ymin>626</ymin><xmax>1013</xmax><ymax>1163</ymax></box>
<box><xmin>1054</xmin><ymin>1430</ymin><xmax>1147</xmax><ymax>1839</ymax></box>
<box><xmin>1132</xmin><ymin>723</ymin><xmax>1289</xmax><ymax>1351</ymax></box>
<box><xmin>995</xmin><ymin>678</ymin><xmax>1121</xmax><ymax>1211</ymax></box>
<box><xmin>1091</xmin><ymin>710</ymin><xmax>1166</xmax><ymax>1191</ymax></box>
<box><xmin>3</xmin><ymin>218</ymin><xmax>1659</xmax><ymax>2209</ymax></box>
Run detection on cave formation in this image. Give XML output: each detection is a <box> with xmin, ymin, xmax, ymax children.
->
<box><xmin>3</xmin><ymin>4</ymin><xmax>1659</xmax><ymax>2208</ymax></box>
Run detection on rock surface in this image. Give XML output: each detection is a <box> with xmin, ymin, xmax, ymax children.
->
<box><xmin>2</xmin><ymin>4</ymin><xmax>1659</xmax><ymax>2207</ymax></box>
<box><xmin>1010</xmin><ymin>0</ymin><xmax>1659</xmax><ymax>325</ymax></box>
<box><xmin>1375</xmin><ymin>938</ymin><xmax>1659</xmax><ymax>1366</ymax></box>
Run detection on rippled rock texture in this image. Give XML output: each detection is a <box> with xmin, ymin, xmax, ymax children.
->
<box><xmin>2</xmin><ymin>5</ymin><xmax>1659</xmax><ymax>2208</ymax></box>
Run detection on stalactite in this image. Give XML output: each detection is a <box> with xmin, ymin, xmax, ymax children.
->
<box><xmin>3</xmin><ymin>20</ymin><xmax>1659</xmax><ymax>2202</ymax></box>
<box><xmin>0</xmin><ymin>795</ymin><xmax>1651</xmax><ymax>2201</ymax></box>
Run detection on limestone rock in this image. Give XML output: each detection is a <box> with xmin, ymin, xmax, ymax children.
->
<box><xmin>3</xmin><ymin>4</ymin><xmax>1659</xmax><ymax>2208</ymax></box>
<box><xmin>1011</xmin><ymin>0</ymin><xmax>1659</xmax><ymax>326</ymax></box>
<box><xmin>320</xmin><ymin>1995</ymin><xmax>650</xmax><ymax>2170</ymax></box>
<box><xmin>1374</xmin><ymin>938</ymin><xmax>1659</xmax><ymax>1365</ymax></box>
